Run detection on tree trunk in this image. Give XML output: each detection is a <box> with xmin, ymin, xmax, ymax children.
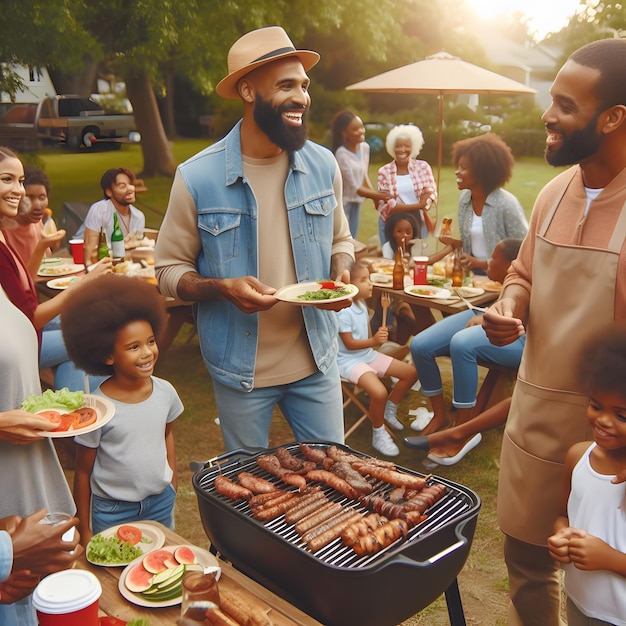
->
<box><xmin>162</xmin><ymin>61</ymin><xmax>177</xmax><ymax>140</ymax></box>
<box><xmin>125</xmin><ymin>71</ymin><xmax>176</xmax><ymax>177</ymax></box>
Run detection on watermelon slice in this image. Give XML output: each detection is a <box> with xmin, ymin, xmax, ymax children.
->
<box><xmin>174</xmin><ymin>546</ymin><xmax>196</xmax><ymax>565</ymax></box>
<box><xmin>143</xmin><ymin>548</ymin><xmax>176</xmax><ymax>574</ymax></box>
<box><xmin>125</xmin><ymin>562</ymin><xmax>154</xmax><ymax>593</ymax></box>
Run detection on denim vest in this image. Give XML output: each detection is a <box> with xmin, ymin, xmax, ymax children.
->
<box><xmin>179</xmin><ymin>121</ymin><xmax>340</xmax><ymax>391</ymax></box>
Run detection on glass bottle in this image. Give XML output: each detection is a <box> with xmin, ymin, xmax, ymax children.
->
<box><xmin>392</xmin><ymin>244</ymin><xmax>405</xmax><ymax>290</ymax></box>
<box><xmin>97</xmin><ymin>227</ymin><xmax>110</xmax><ymax>261</ymax></box>
<box><xmin>452</xmin><ymin>248</ymin><xmax>464</xmax><ymax>287</ymax></box>
<box><xmin>111</xmin><ymin>212</ymin><xmax>126</xmax><ymax>260</ymax></box>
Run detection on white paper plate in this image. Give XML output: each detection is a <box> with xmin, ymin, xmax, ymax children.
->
<box><xmin>404</xmin><ymin>285</ymin><xmax>451</xmax><ymax>299</ymax></box>
<box><xmin>87</xmin><ymin>522</ymin><xmax>166</xmax><ymax>567</ymax></box>
<box><xmin>369</xmin><ymin>272</ymin><xmax>393</xmax><ymax>286</ymax></box>
<box><xmin>46</xmin><ymin>276</ymin><xmax>83</xmax><ymax>290</ymax></box>
<box><xmin>37</xmin><ymin>394</ymin><xmax>115</xmax><ymax>438</ymax></box>
<box><xmin>274</xmin><ymin>281</ymin><xmax>358</xmax><ymax>306</ymax></box>
<box><xmin>455</xmin><ymin>286</ymin><xmax>485</xmax><ymax>298</ymax></box>
<box><xmin>119</xmin><ymin>544</ymin><xmax>219</xmax><ymax>608</ymax></box>
<box><xmin>37</xmin><ymin>263</ymin><xmax>84</xmax><ymax>277</ymax></box>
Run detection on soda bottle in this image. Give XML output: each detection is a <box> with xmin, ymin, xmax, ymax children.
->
<box><xmin>392</xmin><ymin>244</ymin><xmax>405</xmax><ymax>290</ymax></box>
<box><xmin>97</xmin><ymin>227</ymin><xmax>110</xmax><ymax>261</ymax></box>
<box><xmin>111</xmin><ymin>212</ymin><xmax>126</xmax><ymax>260</ymax></box>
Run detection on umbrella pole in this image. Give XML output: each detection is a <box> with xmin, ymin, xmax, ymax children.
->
<box><xmin>437</xmin><ymin>93</ymin><xmax>443</xmax><ymax>191</ymax></box>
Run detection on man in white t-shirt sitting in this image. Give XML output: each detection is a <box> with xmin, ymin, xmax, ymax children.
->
<box><xmin>83</xmin><ymin>167</ymin><xmax>145</xmax><ymax>266</ymax></box>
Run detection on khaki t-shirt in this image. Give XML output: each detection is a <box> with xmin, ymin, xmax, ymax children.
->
<box><xmin>243</xmin><ymin>153</ymin><xmax>317</xmax><ymax>387</ymax></box>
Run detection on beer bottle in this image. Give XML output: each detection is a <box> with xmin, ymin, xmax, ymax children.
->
<box><xmin>97</xmin><ymin>227</ymin><xmax>110</xmax><ymax>261</ymax></box>
<box><xmin>452</xmin><ymin>248</ymin><xmax>464</xmax><ymax>287</ymax></box>
<box><xmin>392</xmin><ymin>244</ymin><xmax>405</xmax><ymax>290</ymax></box>
<box><xmin>111</xmin><ymin>213</ymin><xmax>125</xmax><ymax>260</ymax></box>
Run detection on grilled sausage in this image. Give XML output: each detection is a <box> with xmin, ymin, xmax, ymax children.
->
<box><xmin>214</xmin><ymin>475</ymin><xmax>253</xmax><ymax>502</ymax></box>
<box><xmin>330</xmin><ymin>461</ymin><xmax>374</xmax><ymax>494</ymax></box>
<box><xmin>256</xmin><ymin>454</ymin><xmax>307</xmax><ymax>490</ymax></box>
<box><xmin>352</xmin><ymin>462</ymin><xmax>427</xmax><ymax>490</ymax></box>
<box><xmin>237</xmin><ymin>472</ymin><xmax>277</xmax><ymax>495</ymax></box>
<box><xmin>298</xmin><ymin>442</ymin><xmax>328</xmax><ymax>464</ymax></box>
<box><xmin>294</xmin><ymin>502</ymin><xmax>343</xmax><ymax>535</ymax></box>
<box><xmin>248</xmin><ymin>490</ymin><xmax>288</xmax><ymax>509</ymax></box>
<box><xmin>301</xmin><ymin>508</ymin><xmax>360</xmax><ymax>544</ymax></box>
<box><xmin>305</xmin><ymin>469</ymin><xmax>359</xmax><ymax>500</ymax></box>
<box><xmin>326</xmin><ymin>445</ymin><xmax>396</xmax><ymax>468</ymax></box>
<box><xmin>306</xmin><ymin>512</ymin><xmax>362</xmax><ymax>553</ymax></box>
<box><xmin>275</xmin><ymin>446</ymin><xmax>304</xmax><ymax>471</ymax></box>
<box><xmin>252</xmin><ymin>493</ymin><xmax>297</xmax><ymax>522</ymax></box>
<box><xmin>284</xmin><ymin>491</ymin><xmax>327</xmax><ymax>523</ymax></box>
<box><xmin>220</xmin><ymin>589</ymin><xmax>272</xmax><ymax>626</ymax></box>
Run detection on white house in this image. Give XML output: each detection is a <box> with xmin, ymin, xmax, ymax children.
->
<box><xmin>0</xmin><ymin>64</ymin><xmax>57</xmax><ymax>104</ymax></box>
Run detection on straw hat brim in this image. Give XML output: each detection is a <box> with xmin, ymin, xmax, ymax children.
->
<box><xmin>216</xmin><ymin>50</ymin><xmax>320</xmax><ymax>99</ymax></box>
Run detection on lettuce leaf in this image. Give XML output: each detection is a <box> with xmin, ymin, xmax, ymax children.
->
<box><xmin>87</xmin><ymin>534</ymin><xmax>143</xmax><ymax>565</ymax></box>
<box><xmin>21</xmin><ymin>388</ymin><xmax>85</xmax><ymax>413</ymax></box>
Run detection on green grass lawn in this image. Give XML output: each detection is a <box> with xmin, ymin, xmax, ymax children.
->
<box><xmin>42</xmin><ymin>140</ymin><xmax>564</xmax><ymax>624</ymax></box>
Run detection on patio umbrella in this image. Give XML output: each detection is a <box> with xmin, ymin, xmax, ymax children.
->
<box><xmin>346</xmin><ymin>51</ymin><xmax>537</xmax><ymax>189</ymax></box>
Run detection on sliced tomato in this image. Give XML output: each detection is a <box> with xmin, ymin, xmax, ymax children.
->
<box><xmin>54</xmin><ymin>412</ymin><xmax>81</xmax><ymax>432</ymax></box>
<box><xmin>38</xmin><ymin>410</ymin><xmax>61</xmax><ymax>426</ymax></box>
<box><xmin>319</xmin><ymin>281</ymin><xmax>336</xmax><ymax>289</ymax></box>
<box><xmin>99</xmin><ymin>617</ymin><xmax>127</xmax><ymax>626</ymax></box>
<box><xmin>117</xmin><ymin>524</ymin><xmax>143</xmax><ymax>546</ymax></box>
<box><xmin>74</xmin><ymin>406</ymin><xmax>97</xmax><ymax>429</ymax></box>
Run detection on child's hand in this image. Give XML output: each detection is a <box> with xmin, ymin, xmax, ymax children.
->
<box><xmin>547</xmin><ymin>528</ymin><xmax>572</xmax><ymax>563</ymax></box>
<box><xmin>373</xmin><ymin>326</ymin><xmax>389</xmax><ymax>345</ymax></box>
<box><xmin>567</xmin><ymin>529</ymin><xmax>613</xmax><ymax>571</ymax></box>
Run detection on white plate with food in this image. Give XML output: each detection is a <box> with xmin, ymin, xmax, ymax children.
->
<box><xmin>404</xmin><ymin>285</ymin><xmax>451</xmax><ymax>299</ymax></box>
<box><xmin>274</xmin><ymin>281</ymin><xmax>358</xmax><ymax>306</ymax></box>
<box><xmin>31</xmin><ymin>394</ymin><xmax>115</xmax><ymax>438</ymax></box>
<box><xmin>426</xmin><ymin>275</ymin><xmax>452</xmax><ymax>289</ymax></box>
<box><xmin>40</xmin><ymin>257</ymin><xmax>64</xmax><ymax>267</ymax></box>
<box><xmin>454</xmin><ymin>286</ymin><xmax>485</xmax><ymax>298</ymax></box>
<box><xmin>46</xmin><ymin>276</ymin><xmax>83</xmax><ymax>290</ymax></box>
<box><xmin>37</xmin><ymin>263</ymin><xmax>84</xmax><ymax>277</ymax></box>
<box><xmin>369</xmin><ymin>272</ymin><xmax>393</xmax><ymax>287</ymax></box>
<box><xmin>479</xmin><ymin>280</ymin><xmax>503</xmax><ymax>292</ymax></box>
<box><xmin>87</xmin><ymin>522</ymin><xmax>166</xmax><ymax>567</ymax></box>
<box><xmin>119</xmin><ymin>544</ymin><xmax>220</xmax><ymax>608</ymax></box>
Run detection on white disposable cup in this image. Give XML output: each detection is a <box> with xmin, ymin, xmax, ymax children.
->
<box><xmin>39</xmin><ymin>512</ymin><xmax>75</xmax><ymax>542</ymax></box>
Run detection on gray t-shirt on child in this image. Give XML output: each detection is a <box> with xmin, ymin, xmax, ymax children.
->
<box><xmin>74</xmin><ymin>377</ymin><xmax>183</xmax><ymax>501</ymax></box>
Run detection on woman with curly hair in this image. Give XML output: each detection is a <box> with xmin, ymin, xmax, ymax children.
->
<box><xmin>442</xmin><ymin>133</ymin><xmax>528</xmax><ymax>274</ymax></box>
<box><xmin>377</xmin><ymin>124</ymin><xmax>437</xmax><ymax>245</ymax></box>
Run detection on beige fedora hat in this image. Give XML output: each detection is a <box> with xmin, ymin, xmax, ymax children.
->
<box><xmin>216</xmin><ymin>26</ymin><xmax>320</xmax><ymax>99</ymax></box>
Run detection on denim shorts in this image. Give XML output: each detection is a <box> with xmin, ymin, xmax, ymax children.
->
<box><xmin>91</xmin><ymin>483</ymin><xmax>176</xmax><ymax>534</ymax></box>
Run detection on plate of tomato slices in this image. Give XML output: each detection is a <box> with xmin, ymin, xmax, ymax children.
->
<box><xmin>36</xmin><ymin>394</ymin><xmax>115</xmax><ymax>438</ymax></box>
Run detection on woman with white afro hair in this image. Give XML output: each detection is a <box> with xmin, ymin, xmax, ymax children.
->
<box><xmin>377</xmin><ymin>124</ymin><xmax>437</xmax><ymax>244</ymax></box>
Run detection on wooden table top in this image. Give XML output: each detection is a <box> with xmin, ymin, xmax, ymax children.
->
<box><xmin>373</xmin><ymin>283</ymin><xmax>499</xmax><ymax>316</ymax></box>
<box><xmin>78</xmin><ymin>522</ymin><xmax>322</xmax><ymax>625</ymax></box>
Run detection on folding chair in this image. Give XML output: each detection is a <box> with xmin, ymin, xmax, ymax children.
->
<box><xmin>342</xmin><ymin>380</ymin><xmax>371</xmax><ymax>439</ymax></box>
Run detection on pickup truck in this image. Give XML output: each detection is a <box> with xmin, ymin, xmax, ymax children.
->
<box><xmin>0</xmin><ymin>94</ymin><xmax>140</xmax><ymax>151</ymax></box>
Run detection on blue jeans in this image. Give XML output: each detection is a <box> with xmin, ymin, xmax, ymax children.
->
<box><xmin>91</xmin><ymin>483</ymin><xmax>176</xmax><ymax>534</ymax></box>
<box><xmin>212</xmin><ymin>362</ymin><xmax>345</xmax><ymax>451</ymax></box>
<box><xmin>40</xmin><ymin>317</ymin><xmax>106</xmax><ymax>392</ymax></box>
<box><xmin>344</xmin><ymin>201</ymin><xmax>361</xmax><ymax>239</ymax></box>
<box><xmin>410</xmin><ymin>310</ymin><xmax>525</xmax><ymax>408</ymax></box>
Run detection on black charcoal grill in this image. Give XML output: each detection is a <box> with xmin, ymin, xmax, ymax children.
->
<box><xmin>193</xmin><ymin>441</ymin><xmax>481</xmax><ymax>626</ymax></box>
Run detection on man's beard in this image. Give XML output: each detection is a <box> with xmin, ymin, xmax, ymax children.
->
<box><xmin>545</xmin><ymin>111</ymin><xmax>602</xmax><ymax>167</ymax></box>
<box><xmin>253</xmin><ymin>96</ymin><xmax>308</xmax><ymax>152</ymax></box>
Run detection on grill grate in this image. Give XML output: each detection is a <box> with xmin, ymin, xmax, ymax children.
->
<box><xmin>195</xmin><ymin>442</ymin><xmax>473</xmax><ymax>569</ymax></box>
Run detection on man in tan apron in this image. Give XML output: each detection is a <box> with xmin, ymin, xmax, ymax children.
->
<box><xmin>483</xmin><ymin>39</ymin><xmax>626</xmax><ymax>625</ymax></box>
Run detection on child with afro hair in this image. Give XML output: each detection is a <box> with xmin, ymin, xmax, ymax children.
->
<box><xmin>61</xmin><ymin>274</ymin><xmax>183</xmax><ymax>545</ymax></box>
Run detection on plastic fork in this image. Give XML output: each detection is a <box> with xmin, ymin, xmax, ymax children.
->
<box><xmin>453</xmin><ymin>287</ymin><xmax>488</xmax><ymax>313</ymax></box>
<box><xmin>381</xmin><ymin>292</ymin><xmax>391</xmax><ymax>327</ymax></box>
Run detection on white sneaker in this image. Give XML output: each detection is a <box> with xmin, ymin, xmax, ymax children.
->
<box><xmin>411</xmin><ymin>379</ymin><xmax>422</xmax><ymax>392</ymax></box>
<box><xmin>372</xmin><ymin>428</ymin><xmax>400</xmax><ymax>457</ymax></box>
<box><xmin>409</xmin><ymin>406</ymin><xmax>435</xmax><ymax>431</ymax></box>
<box><xmin>384</xmin><ymin>411</ymin><xmax>405</xmax><ymax>431</ymax></box>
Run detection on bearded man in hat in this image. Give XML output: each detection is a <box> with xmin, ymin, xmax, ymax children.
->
<box><xmin>156</xmin><ymin>26</ymin><xmax>354</xmax><ymax>451</ymax></box>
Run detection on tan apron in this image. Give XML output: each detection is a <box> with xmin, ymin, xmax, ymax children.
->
<box><xmin>498</xmin><ymin>170</ymin><xmax>626</xmax><ymax>546</ymax></box>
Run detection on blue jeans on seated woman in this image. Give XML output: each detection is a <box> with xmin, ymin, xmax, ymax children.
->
<box><xmin>91</xmin><ymin>483</ymin><xmax>176</xmax><ymax>534</ymax></box>
<box><xmin>410</xmin><ymin>309</ymin><xmax>525</xmax><ymax>408</ymax></box>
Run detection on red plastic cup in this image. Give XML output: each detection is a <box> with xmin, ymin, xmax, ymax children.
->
<box><xmin>33</xmin><ymin>570</ymin><xmax>101</xmax><ymax>626</ymax></box>
<box><xmin>69</xmin><ymin>239</ymin><xmax>84</xmax><ymax>265</ymax></box>
<box><xmin>413</xmin><ymin>256</ymin><xmax>429</xmax><ymax>285</ymax></box>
